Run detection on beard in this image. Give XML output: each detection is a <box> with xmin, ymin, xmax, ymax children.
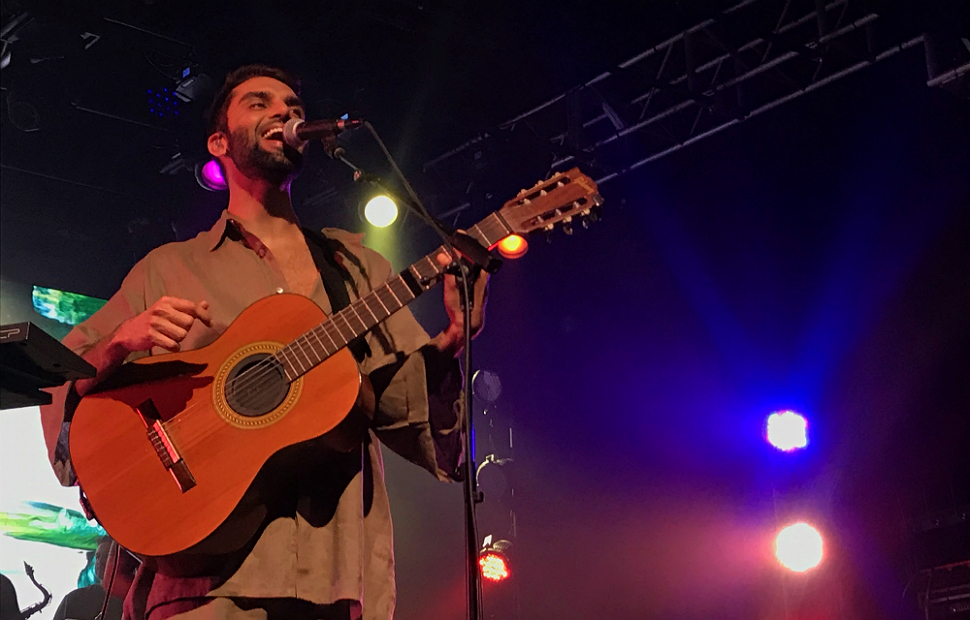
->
<box><xmin>226</xmin><ymin>126</ymin><xmax>305</xmax><ymax>187</ymax></box>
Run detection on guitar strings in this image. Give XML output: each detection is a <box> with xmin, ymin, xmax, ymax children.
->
<box><xmin>221</xmin><ymin>293</ymin><xmax>377</xmax><ymax>402</ymax></box>
<box><xmin>225</xmin><ymin>299</ymin><xmax>362</xmax><ymax>394</ymax></box>
<box><xmin>168</xmin><ymin>306</ymin><xmax>369</xmax><ymax>444</ymax></box>
<box><xmin>217</xmin><ymin>249</ymin><xmax>449</xmax><ymax>410</ymax></box>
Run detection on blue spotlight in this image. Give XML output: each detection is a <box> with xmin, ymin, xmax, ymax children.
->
<box><xmin>765</xmin><ymin>410</ymin><xmax>808</xmax><ymax>451</ymax></box>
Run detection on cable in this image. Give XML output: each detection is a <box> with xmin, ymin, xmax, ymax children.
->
<box><xmin>356</xmin><ymin>122</ymin><xmax>485</xmax><ymax>620</ymax></box>
<box><xmin>95</xmin><ymin>541</ymin><xmax>121</xmax><ymax>620</ymax></box>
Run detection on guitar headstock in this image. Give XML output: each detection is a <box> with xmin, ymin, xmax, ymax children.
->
<box><xmin>497</xmin><ymin>168</ymin><xmax>603</xmax><ymax>238</ymax></box>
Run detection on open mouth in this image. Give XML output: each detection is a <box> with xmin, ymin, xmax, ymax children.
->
<box><xmin>261</xmin><ymin>127</ymin><xmax>284</xmax><ymax>144</ymax></box>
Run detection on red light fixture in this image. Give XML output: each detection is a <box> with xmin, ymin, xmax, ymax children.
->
<box><xmin>479</xmin><ymin>535</ymin><xmax>512</xmax><ymax>583</ymax></box>
<box><xmin>479</xmin><ymin>551</ymin><xmax>510</xmax><ymax>582</ymax></box>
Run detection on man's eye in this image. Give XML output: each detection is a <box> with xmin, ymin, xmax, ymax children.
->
<box><xmin>251</xmin><ymin>102</ymin><xmax>265</xmax><ymax>109</ymax></box>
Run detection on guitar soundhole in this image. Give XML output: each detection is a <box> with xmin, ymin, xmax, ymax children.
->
<box><xmin>224</xmin><ymin>353</ymin><xmax>290</xmax><ymax>417</ymax></box>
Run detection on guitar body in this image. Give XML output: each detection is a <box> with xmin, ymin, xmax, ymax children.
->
<box><xmin>69</xmin><ymin>294</ymin><xmax>362</xmax><ymax>557</ymax></box>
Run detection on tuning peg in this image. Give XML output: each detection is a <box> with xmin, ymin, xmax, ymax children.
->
<box><xmin>588</xmin><ymin>208</ymin><xmax>600</xmax><ymax>223</ymax></box>
<box><xmin>581</xmin><ymin>217</ymin><xmax>589</xmax><ymax>229</ymax></box>
<box><xmin>562</xmin><ymin>216</ymin><xmax>573</xmax><ymax>235</ymax></box>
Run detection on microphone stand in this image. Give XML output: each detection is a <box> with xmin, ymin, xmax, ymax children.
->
<box><xmin>323</xmin><ymin>124</ymin><xmax>498</xmax><ymax>620</ymax></box>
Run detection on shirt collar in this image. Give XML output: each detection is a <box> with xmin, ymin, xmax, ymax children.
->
<box><xmin>205</xmin><ymin>210</ymin><xmax>238</xmax><ymax>251</ymax></box>
<box><xmin>204</xmin><ymin>211</ymin><xmax>292</xmax><ymax>261</ymax></box>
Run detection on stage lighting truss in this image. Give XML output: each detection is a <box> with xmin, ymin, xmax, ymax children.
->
<box><xmin>423</xmin><ymin>0</ymin><xmax>970</xmax><ymax>218</ymax></box>
<box><xmin>914</xmin><ymin>560</ymin><xmax>970</xmax><ymax>618</ymax></box>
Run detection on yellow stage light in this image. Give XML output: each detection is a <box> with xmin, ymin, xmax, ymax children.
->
<box><xmin>364</xmin><ymin>195</ymin><xmax>398</xmax><ymax>228</ymax></box>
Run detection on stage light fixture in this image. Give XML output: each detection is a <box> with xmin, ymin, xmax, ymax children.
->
<box><xmin>476</xmin><ymin>453</ymin><xmax>513</xmax><ymax>498</ymax></box>
<box><xmin>472</xmin><ymin>370</ymin><xmax>502</xmax><ymax>403</ymax></box>
<box><xmin>775</xmin><ymin>523</ymin><xmax>823</xmax><ymax>572</ymax></box>
<box><xmin>6</xmin><ymin>90</ymin><xmax>40</xmax><ymax>132</ymax></box>
<box><xmin>147</xmin><ymin>87</ymin><xmax>179</xmax><ymax>119</ymax></box>
<box><xmin>766</xmin><ymin>409</ymin><xmax>808</xmax><ymax>451</ymax></box>
<box><xmin>364</xmin><ymin>195</ymin><xmax>398</xmax><ymax>228</ymax></box>
<box><xmin>496</xmin><ymin>234</ymin><xmax>528</xmax><ymax>259</ymax></box>
<box><xmin>195</xmin><ymin>159</ymin><xmax>228</xmax><ymax>191</ymax></box>
<box><xmin>175</xmin><ymin>71</ymin><xmax>214</xmax><ymax>104</ymax></box>
<box><xmin>479</xmin><ymin>535</ymin><xmax>512</xmax><ymax>583</ymax></box>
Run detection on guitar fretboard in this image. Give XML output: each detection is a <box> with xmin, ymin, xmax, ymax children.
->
<box><xmin>273</xmin><ymin>212</ymin><xmax>511</xmax><ymax>381</ymax></box>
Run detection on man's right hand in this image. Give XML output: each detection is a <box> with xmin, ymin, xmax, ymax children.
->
<box><xmin>112</xmin><ymin>296</ymin><xmax>213</xmax><ymax>354</ymax></box>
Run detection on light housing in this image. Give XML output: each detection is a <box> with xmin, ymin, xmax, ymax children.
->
<box><xmin>479</xmin><ymin>535</ymin><xmax>512</xmax><ymax>583</ymax></box>
<box><xmin>195</xmin><ymin>159</ymin><xmax>228</xmax><ymax>191</ymax></box>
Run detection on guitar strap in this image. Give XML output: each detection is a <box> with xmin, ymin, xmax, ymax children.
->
<box><xmin>302</xmin><ymin>228</ymin><xmax>372</xmax><ymax>362</ymax></box>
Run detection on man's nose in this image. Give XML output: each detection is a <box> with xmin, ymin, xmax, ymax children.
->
<box><xmin>271</xmin><ymin>100</ymin><xmax>294</xmax><ymax>120</ymax></box>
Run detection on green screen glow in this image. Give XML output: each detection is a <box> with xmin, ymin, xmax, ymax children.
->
<box><xmin>32</xmin><ymin>287</ymin><xmax>107</xmax><ymax>326</ymax></box>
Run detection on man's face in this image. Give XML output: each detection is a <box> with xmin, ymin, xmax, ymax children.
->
<box><xmin>217</xmin><ymin>76</ymin><xmax>307</xmax><ymax>186</ymax></box>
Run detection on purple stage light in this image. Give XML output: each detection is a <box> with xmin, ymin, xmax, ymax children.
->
<box><xmin>766</xmin><ymin>410</ymin><xmax>808</xmax><ymax>451</ymax></box>
<box><xmin>196</xmin><ymin>159</ymin><xmax>228</xmax><ymax>191</ymax></box>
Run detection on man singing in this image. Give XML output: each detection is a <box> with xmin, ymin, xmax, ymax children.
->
<box><xmin>40</xmin><ymin>64</ymin><xmax>488</xmax><ymax>620</ymax></box>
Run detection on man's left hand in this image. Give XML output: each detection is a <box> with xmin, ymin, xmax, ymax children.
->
<box><xmin>431</xmin><ymin>251</ymin><xmax>489</xmax><ymax>357</ymax></box>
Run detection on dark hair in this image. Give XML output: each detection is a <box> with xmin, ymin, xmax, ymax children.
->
<box><xmin>205</xmin><ymin>64</ymin><xmax>301</xmax><ymax>137</ymax></box>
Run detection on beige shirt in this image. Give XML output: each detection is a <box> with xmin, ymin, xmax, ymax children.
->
<box><xmin>40</xmin><ymin>211</ymin><xmax>464</xmax><ymax>620</ymax></box>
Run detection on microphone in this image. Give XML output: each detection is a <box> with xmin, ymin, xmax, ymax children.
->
<box><xmin>283</xmin><ymin>117</ymin><xmax>363</xmax><ymax>147</ymax></box>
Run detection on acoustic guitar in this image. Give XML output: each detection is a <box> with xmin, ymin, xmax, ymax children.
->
<box><xmin>69</xmin><ymin>168</ymin><xmax>602</xmax><ymax>557</ymax></box>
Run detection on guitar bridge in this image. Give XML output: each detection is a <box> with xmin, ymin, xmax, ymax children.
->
<box><xmin>136</xmin><ymin>399</ymin><xmax>197</xmax><ymax>493</ymax></box>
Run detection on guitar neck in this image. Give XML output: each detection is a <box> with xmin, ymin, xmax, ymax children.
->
<box><xmin>274</xmin><ymin>212</ymin><xmax>512</xmax><ymax>381</ymax></box>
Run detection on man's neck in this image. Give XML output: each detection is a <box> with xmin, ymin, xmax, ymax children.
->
<box><xmin>226</xmin><ymin>171</ymin><xmax>301</xmax><ymax>240</ymax></box>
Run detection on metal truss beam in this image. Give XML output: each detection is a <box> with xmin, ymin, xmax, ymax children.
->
<box><xmin>423</xmin><ymin>0</ymin><xmax>966</xmax><ymax>221</ymax></box>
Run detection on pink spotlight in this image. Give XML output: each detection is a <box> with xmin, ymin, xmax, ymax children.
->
<box><xmin>775</xmin><ymin>522</ymin><xmax>823</xmax><ymax>572</ymax></box>
<box><xmin>196</xmin><ymin>159</ymin><xmax>228</xmax><ymax>191</ymax></box>
<box><xmin>766</xmin><ymin>410</ymin><xmax>808</xmax><ymax>451</ymax></box>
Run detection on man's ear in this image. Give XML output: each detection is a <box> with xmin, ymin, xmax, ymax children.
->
<box><xmin>207</xmin><ymin>132</ymin><xmax>227</xmax><ymax>157</ymax></box>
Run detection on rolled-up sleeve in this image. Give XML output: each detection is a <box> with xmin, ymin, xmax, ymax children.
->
<box><xmin>39</xmin><ymin>258</ymin><xmax>149</xmax><ymax>486</ymax></box>
<box><xmin>369</xmin><ymin>340</ymin><xmax>464</xmax><ymax>482</ymax></box>
<box><xmin>327</xmin><ymin>229</ymin><xmax>465</xmax><ymax>482</ymax></box>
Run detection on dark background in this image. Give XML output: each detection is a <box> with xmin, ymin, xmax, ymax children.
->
<box><xmin>1</xmin><ymin>1</ymin><xmax>968</xmax><ymax>618</ymax></box>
